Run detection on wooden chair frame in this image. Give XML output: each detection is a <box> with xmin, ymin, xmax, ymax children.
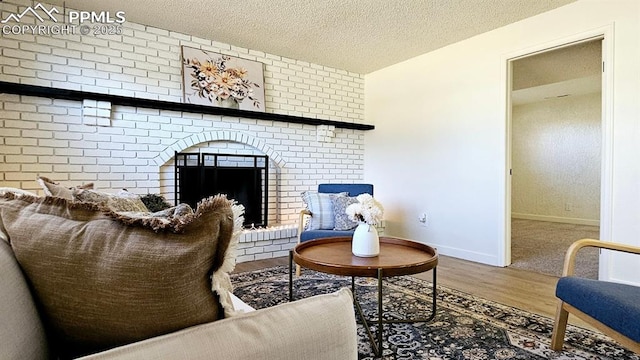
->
<box><xmin>551</xmin><ymin>238</ymin><xmax>640</xmax><ymax>353</ymax></box>
<box><xmin>296</xmin><ymin>209</ymin><xmax>312</xmax><ymax>276</ymax></box>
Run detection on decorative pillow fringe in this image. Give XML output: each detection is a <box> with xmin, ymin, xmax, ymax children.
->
<box><xmin>211</xmin><ymin>201</ymin><xmax>245</xmax><ymax>317</ymax></box>
<box><xmin>105</xmin><ymin>194</ymin><xmax>234</xmax><ymax>233</ymax></box>
<box><xmin>1</xmin><ymin>192</ymin><xmax>102</xmax><ymax>210</ymax></box>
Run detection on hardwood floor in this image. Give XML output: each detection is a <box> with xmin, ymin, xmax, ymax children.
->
<box><xmin>234</xmin><ymin>257</ymin><xmax>289</xmax><ymax>273</ymax></box>
<box><xmin>233</xmin><ymin>254</ymin><xmax>594</xmax><ymax>330</ymax></box>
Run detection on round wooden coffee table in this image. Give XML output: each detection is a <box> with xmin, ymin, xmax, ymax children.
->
<box><xmin>288</xmin><ymin>236</ymin><xmax>438</xmax><ymax>357</ymax></box>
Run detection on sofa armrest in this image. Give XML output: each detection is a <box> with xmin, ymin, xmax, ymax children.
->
<box><xmin>80</xmin><ymin>288</ymin><xmax>357</xmax><ymax>360</ymax></box>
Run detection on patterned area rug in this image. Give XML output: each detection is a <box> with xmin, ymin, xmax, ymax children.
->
<box><xmin>231</xmin><ymin>266</ymin><xmax>638</xmax><ymax>360</ymax></box>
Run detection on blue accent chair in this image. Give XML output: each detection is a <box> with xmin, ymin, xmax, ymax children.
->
<box><xmin>551</xmin><ymin>239</ymin><xmax>640</xmax><ymax>353</ymax></box>
<box><xmin>296</xmin><ymin>184</ymin><xmax>373</xmax><ymax>275</ymax></box>
<box><xmin>298</xmin><ymin>183</ymin><xmax>374</xmax><ymax>242</ymax></box>
<box><xmin>298</xmin><ymin>184</ymin><xmax>374</xmax><ymax>243</ymax></box>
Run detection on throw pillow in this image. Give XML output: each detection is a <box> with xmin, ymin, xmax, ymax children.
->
<box><xmin>72</xmin><ymin>188</ymin><xmax>149</xmax><ymax>213</ymax></box>
<box><xmin>0</xmin><ymin>187</ymin><xmax>38</xmax><ymax>197</ymax></box>
<box><xmin>301</xmin><ymin>191</ymin><xmax>347</xmax><ymax>230</ymax></box>
<box><xmin>331</xmin><ymin>195</ymin><xmax>359</xmax><ymax>231</ymax></box>
<box><xmin>0</xmin><ymin>193</ymin><xmax>237</xmax><ymax>359</ymax></box>
<box><xmin>0</xmin><ymin>189</ymin><xmax>40</xmax><ymax>243</ymax></box>
<box><xmin>36</xmin><ymin>176</ymin><xmax>93</xmax><ymax>200</ymax></box>
<box><xmin>140</xmin><ymin>193</ymin><xmax>172</xmax><ymax>212</ymax></box>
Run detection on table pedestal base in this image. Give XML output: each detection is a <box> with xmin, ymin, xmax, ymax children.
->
<box><xmin>289</xmin><ymin>251</ymin><xmax>437</xmax><ymax>358</ymax></box>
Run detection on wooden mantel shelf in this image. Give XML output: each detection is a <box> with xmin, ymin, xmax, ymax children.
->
<box><xmin>0</xmin><ymin>81</ymin><xmax>374</xmax><ymax>131</ymax></box>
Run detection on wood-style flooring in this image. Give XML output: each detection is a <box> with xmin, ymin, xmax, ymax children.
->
<box><xmin>233</xmin><ymin>254</ymin><xmax>594</xmax><ymax>330</ymax></box>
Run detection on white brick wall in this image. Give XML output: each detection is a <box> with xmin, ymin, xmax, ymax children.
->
<box><xmin>0</xmin><ymin>0</ymin><xmax>365</xmax><ymax>122</ymax></box>
<box><xmin>0</xmin><ymin>0</ymin><xmax>368</xmax><ymax>260</ymax></box>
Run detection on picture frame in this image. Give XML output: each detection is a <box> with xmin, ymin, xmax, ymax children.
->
<box><xmin>181</xmin><ymin>46</ymin><xmax>265</xmax><ymax>112</ymax></box>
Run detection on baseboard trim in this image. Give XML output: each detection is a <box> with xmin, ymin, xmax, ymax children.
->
<box><xmin>431</xmin><ymin>244</ymin><xmax>502</xmax><ymax>267</ymax></box>
<box><xmin>511</xmin><ymin>213</ymin><xmax>600</xmax><ymax>226</ymax></box>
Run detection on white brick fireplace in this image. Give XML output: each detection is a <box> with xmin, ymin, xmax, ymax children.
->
<box><xmin>0</xmin><ymin>0</ymin><xmax>370</xmax><ymax>262</ymax></box>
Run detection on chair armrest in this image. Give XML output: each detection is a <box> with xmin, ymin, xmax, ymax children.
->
<box><xmin>80</xmin><ymin>288</ymin><xmax>357</xmax><ymax>360</ymax></box>
<box><xmin>562</xmin><ymin>239</ymin><xmax>640</xmax><ymax>276</ymax></box>
<box><xmin>298</xmin><ymin>209</ymin><xmax>311</xmax><ymax>243</ymax></box>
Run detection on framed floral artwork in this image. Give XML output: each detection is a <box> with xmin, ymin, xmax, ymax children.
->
<box><xmin>181</xmin><ymin>46</ymin><xmax>265</xmax><ymax>112</ymax></box>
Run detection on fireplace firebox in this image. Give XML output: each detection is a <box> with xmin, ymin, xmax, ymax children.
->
<box><xmin>174</xmin><ymin>152</ymin><xmax>268</xmax><ymax>227</ymax></box>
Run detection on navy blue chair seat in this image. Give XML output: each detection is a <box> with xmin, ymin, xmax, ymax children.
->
<box><xmin>556</xmin><ymin>276</ymin><xmax>640</xmax><ymax>343</ymax></box>
<box><xmin>551</xmin><ymin>239</ymin><xmax>640</xmax><ymax>353</ymax></box>
<box><xmin>299</xmin><ymin>230</ymin><xmax>357</xmax><ymax>242</ymax></box>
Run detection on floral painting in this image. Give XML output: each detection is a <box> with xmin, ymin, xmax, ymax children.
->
<box><xmin>181</xmin><ymin>46</ymin><xmax>265</xmax><ymax>112</ymax></box>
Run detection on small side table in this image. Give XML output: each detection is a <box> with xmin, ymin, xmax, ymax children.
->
<box><xmin>289</xmin><ymin>236</ymin><xmax>438</xmax><ymax>357</ymax></box>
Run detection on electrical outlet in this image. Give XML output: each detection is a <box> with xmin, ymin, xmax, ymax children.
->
<box><xmin>418</xmin><ymin>213</ymin><xmax>428</xmax><ymax>227</ymax></box>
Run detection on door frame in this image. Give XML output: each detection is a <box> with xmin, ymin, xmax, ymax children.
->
<box><xmin>501</xmin><ymin>25</ymin><xmax>614</xmax><ymax>277</ymax></box>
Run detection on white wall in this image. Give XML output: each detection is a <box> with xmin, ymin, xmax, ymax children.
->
<box><xmin>512</xmin><ymin>93</ymin><xmax>601</xmax><ymax>225</ymax></box>
<box><xmin>365</xmin><ymin>0</ymin><xmax>640</xmax><ymax>284</ymax></box>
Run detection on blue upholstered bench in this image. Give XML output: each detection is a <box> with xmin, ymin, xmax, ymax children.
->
<box><xmin>551</xmin><ymin>239</ymin><xmax>640</xmax><ymax>353</ymax></box>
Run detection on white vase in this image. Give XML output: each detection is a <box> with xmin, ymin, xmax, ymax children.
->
<box><xmin>215</xmin><ymin>97</ymin><xmax>240</xmax><ymax>109</ymax></box>
<box><xmin>352</xmin><ymin>222</ymin><xmax>380</xmax><ymax>257</ymax></box>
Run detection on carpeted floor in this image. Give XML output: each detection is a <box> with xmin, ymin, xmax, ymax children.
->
<box><xmin>510</xmin><ymin>219</ymin><xmax>600</xmax><ymax>279</ymax></box>
<box><xmin>231</xmin><ymin>266</ymin><xmax>636</xmax><ymax>360</ymax></box>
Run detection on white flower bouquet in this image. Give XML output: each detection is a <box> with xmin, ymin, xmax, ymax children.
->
<box><xmin>346</xmin><ymin>194</ymin><xmax>384</xmax><ymax>225</ymax></box>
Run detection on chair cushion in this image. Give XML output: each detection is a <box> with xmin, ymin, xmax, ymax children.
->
<box><xmin>300</xmin><ymin>229</ymin><xmax>355</xmax><ymax>242</ymax></box>
<box><xmin>0</xmin><ymin>193</ymin><xmax>236</xmax><ymax>358</ymax></box>
<box><xmin>556</xmin><ymin>276</ymin><xmax>640</xmax><ymax>342</ymax></box>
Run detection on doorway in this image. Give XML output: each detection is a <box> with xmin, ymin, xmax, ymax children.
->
<box><xmin>506</xmin><ymin>37</ymin><xmax>607</xmax><ymax>278</ymax></box>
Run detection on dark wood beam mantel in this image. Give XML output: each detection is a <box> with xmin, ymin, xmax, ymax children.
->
<box><xmin>0</xmin><ymin>81</ymin><xmax>375</xmax><ymax>131</ymax></box>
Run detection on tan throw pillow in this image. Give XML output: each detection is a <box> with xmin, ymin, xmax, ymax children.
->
<box><xmin>0</xmin><ymin>193</ymin><xmax>236</xmax><ymax>359</ymax></box>
<box><xmin>36</xmin><ymin>176</ymin><xmax>93</xmax><ymax>200</ymax></box>
<box><xmin>72</xmin><ymin>188</ymin><xmax>149</xmax><ymax>212</ymax></box>
<box><xmin>36</xmin><ymin>177</ymin><xmax>146</xmax><ymax>213</ymax></box>
<box><xmin>0</xmin><ymin>187</ymin><xmax>38</xmax><ymax>197</ymax></box>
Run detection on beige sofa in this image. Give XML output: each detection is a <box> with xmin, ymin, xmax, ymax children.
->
<box><xmin>0</xmin><ymin>189</ymin><xmax>358</xmax><ymax>360</ymax></box>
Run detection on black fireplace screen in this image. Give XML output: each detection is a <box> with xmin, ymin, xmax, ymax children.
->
<box><xmin>174</xmin><ymin>152</ymin><xmax>268</xmax><ymax>227</ymax></box>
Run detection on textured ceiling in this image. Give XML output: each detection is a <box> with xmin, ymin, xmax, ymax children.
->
<box><xmin>512</xmin><ymin>40</ymin><xmax>602</xmax><ymax>105</ymax></box>
<box><xmin>513</xmin><ymin>40</ymin><xmax>602</xmax><ymax>90</ymax></box>
<box><xmin>46</xmin><ymin>0</ymin><xmax>576</xmax><ymax>74</ymax></box>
